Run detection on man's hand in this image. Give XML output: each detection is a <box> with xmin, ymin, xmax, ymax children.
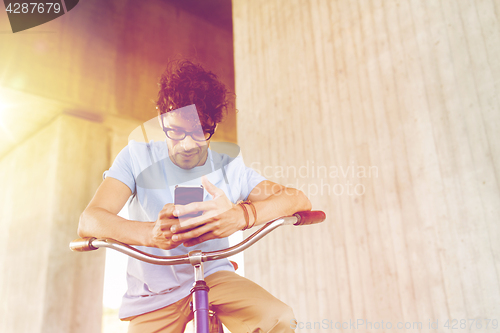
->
<box><xmin>151</xmin><ymin>203</ymin><xmax>184</xmax><ymax>250</ymax></box>
<box><xmin>170</xmin><ymin>176</ymin><xmax>246</xmax><ymax>247</ymax></box>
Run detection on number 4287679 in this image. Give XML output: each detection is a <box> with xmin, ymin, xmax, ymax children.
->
<box><xmin>444</xmin><ymin>319</ymin><xmax>498</xmax><ymax>330</ymax></box>
<box><xmin>5</xmin><ymin>3</ymin><xmax>61</xmax><ymax>14</ymax></box>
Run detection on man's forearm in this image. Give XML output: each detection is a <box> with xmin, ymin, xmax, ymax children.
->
<box><xmin>251</xmin><ymin>187</ymin><xmax>311</xmax><ymax>227</ymax></box>
<box><xmin>78</xmin><ymin>207</ymin><xmax>153</xmax><ymax>247</ymax></box>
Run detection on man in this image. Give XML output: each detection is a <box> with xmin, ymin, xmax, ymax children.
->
<box><xmin>78</xmin><ymin>60</ymin><xmax>311</xmax><ymax>332</ymax></box>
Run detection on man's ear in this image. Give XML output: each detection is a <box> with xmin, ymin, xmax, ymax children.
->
<box><xmin>207</xmin><ymin>124</ymin><xmax>218</xmax><ymax>148</ymax></box>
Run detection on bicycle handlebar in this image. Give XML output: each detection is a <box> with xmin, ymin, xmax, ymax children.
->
<box><xmin>70</xmin><ymin>211</ymin><xmax>326</xmax><ymax>265</ymax></box>
<box><xmin>293</xmin><ymin>211</ymin><xmax>326</xmax><ymax>225</ymax></box>
<box><xmin>70</xmin><ymin>237</ymin><xmax>98</xmax><ymax>252</ymax></box>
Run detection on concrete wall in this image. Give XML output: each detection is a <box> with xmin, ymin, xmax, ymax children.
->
<box><xmin>0</xmin><ymin>115</ymin><xmax>109</xmax><ymax>333</ymax></box>
<box><xmin>0</xmin><ymin>1</ymin><xmax>235</xmax><ymax>143</ymax></box>
<box><xmin>0</xmin><ymin>1</ymin><xmax>234</xmax><ymax>332</ymax></box>
<box><xmin>234</xmin><ymin>0</ymin><xmax>500</xmax><ymax>331</ymax></box>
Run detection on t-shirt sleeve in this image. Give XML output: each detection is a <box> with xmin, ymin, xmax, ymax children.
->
<box><xmin>103</xmin><ymin>145</ymin><xmax>136</xmax><ymax>194</ymax></box>
<box><xmin>237</xmin><ymin>158</ymin><xmax>267</xmax><ymax>200</ymax></box>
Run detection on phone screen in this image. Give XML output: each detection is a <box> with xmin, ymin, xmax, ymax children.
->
<box><xmin>174</xmin><ymin>185</ymin><xmax>205</xmax><ymax>232</ymax></box>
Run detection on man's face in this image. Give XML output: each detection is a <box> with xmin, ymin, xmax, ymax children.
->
<box><xmin>161</xmin><ymin>111</ymin><xmax>210</xmax><ymax>170</ymax></box>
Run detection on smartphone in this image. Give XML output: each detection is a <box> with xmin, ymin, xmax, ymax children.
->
<box><xmin>174</xmin><ymin>185</ymin><xmax>205</xmax><ymax>232</ymax></box>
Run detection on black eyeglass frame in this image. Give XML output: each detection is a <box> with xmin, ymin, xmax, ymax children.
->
<box><xmin>162</xmin><ymin>127</ymin><xmax>215</xmax><ymax>142</ymax></box>
<box><xmin>159</xmin><ymin>111</ymin><xmax>216</xmax><ymax>142</ymax></box>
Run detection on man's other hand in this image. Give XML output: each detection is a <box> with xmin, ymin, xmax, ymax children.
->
<box><xmin>151</xmin><ymin>203</ymin><xmax>183</xmax><ymax>249</ymax></box>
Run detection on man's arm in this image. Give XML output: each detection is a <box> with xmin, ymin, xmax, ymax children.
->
<box><xmin>78</xmin><ymin>177</ymin><xmax>182</xmax><ymax>249</ymax></box>
<box><xmin>246</xmin><ymin>180</ymin><xmax>312</xmax><ymax>226</ymax></box>
<box><xmin>171</xmin><ymin>178</ymin><xmax>312</xmax><ymax>246</ymax></box>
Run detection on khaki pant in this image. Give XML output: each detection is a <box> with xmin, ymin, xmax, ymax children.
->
<box><xmin>125</xmin><ymin>270</ymin><xmax>296</xmax><ymax>333</ymax></box>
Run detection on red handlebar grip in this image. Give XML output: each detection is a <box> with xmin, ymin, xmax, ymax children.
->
<box><xmin>69</xmin><ymin>237</ymin><xmax>98</xmax><ymax>252</ymax></box>
<box><xmin>293</xmin><ymin>211</ymin><xmax>326</xmax><ymax>226</ymax></box>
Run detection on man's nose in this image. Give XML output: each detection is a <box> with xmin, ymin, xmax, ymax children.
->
<box><xmin>180</xmin><ymin>134</ymin><xmax>199</xmax><ymax>151</ymax></box>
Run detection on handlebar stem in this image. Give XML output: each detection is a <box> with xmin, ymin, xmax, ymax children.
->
<box><xmin>189</xmin><ymin>250</ymin><xmax>205</xmax><ymax>281</ymax></box>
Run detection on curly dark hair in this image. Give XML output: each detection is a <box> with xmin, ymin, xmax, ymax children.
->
<box><xmin>156</xmin><ymin>60</ymin><xmax>228</xmax><ymax>131</ymax></box>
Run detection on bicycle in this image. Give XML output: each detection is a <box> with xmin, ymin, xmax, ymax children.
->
<box><xmin>70</xmin><ymin>210</ymin><xmax>326</xmax><ymax>333</ymax></box>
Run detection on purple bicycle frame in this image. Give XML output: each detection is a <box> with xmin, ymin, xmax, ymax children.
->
<box><xmin>192</xmin><ymin>280</ymin><xmax>210</xmax><ymax>333</ymax></box>
<box><xmin>189</xmin><ymin>250</ymin><xmax>211</xmax><ymax>333</ymax></box>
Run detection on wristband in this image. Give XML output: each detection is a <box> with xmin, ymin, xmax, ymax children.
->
<box><xmin>246</xmin><ymin>201</ymin><xmax>257</xmax><ymax>229</ymax></box>
<box><xmin>237</xmin><ymin>200</ymin><xmax>257</xmax><ymax>230</ymax></box>
<box><xmin>237</xmin><ymin>201</ymin><xmax>250</xmax><ymax>230</ymax></box>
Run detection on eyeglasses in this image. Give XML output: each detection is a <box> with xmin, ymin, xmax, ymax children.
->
<box><xmin>159</xmin><ymin>110</ymin><xmax>215</xmax><ymax>141</ymax></box>
<box><xmin>162</xmin><ymin>127</ymin><xmax>215</xmax><ymax>142</ymax></box>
